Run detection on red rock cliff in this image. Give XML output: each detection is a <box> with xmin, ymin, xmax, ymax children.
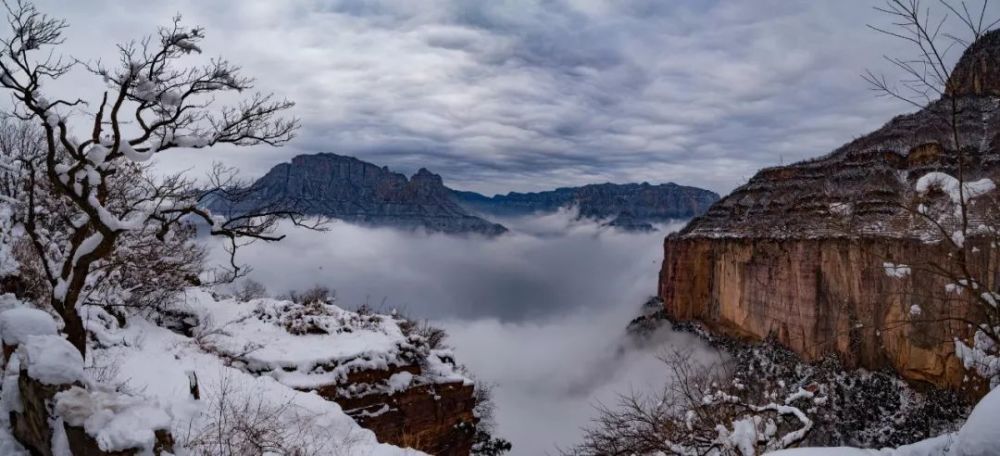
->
<box><xmin>660</xmin><ymin>237</ymin><xmax>984</xmax><ymax>389</ymax></box>
<box><xmin>659</xmin><ymin>30</ymin><xmax>1000</xmax><ymax>393</ymax></box>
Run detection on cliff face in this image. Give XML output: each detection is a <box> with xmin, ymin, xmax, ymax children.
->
<box><xmin>660</xmin><ymin>237</ymin><xmax>984</xmax><ymax>390</ymax></box>
<box><xmin>216</xmin><ymin>153</ymin><xmax>507</xmax><ymax>236</ymax></box>
<box><xmin>660</xmin><ymin>30</ymin><xmax>1000</xmax><ymax>392</ymax></box>
<box><xmin>453</xmin><ymin>182</ymin><xmax>719</xmax><ymax>230</ymax></box>
<box><xmin>317</xmin><ymin>364</ymin><xmax>478</xmax><ymax>456</ymax></box>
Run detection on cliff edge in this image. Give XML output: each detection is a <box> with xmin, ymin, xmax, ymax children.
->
<box><xmin>660</xmin><ymin>30</ymin><xmax>1000</xmax><ymax>393</ymax></box>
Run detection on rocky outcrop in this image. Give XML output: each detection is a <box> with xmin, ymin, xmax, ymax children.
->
<box><xmin>453</xmin><ymin>182</ymin><xmax>719</xmax><ymax>229</ymax></box>
<box><xmin>316</xmin><ymin>364</ymin><xmax>478</xmax><ymax>456</ymax></box>
<box><xmin>202</xmin><ymin>296</ymin><xmax>485</xmax><ymax>456</ymax></box>
<box><xmin>10</xmin><ymin>368</ymin><xmax>72</xmax><ymax>456</ymax></box>
<box><xmin>659</xmin><ymin>30</ymin><xmax>1000</xmax><ymax>394</ymax></box>
<box><xmin>212</xmin><ymin>153</ymin><xmax>507</xmax><ymax>236</ymax></box>
<box><xmin>947</xmin><ymin>28</ymin><xmax>1000</xmax><ymax>97</ymax></box>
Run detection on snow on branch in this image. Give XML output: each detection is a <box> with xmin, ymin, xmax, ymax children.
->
<box><xmin>0</xmin><ymin>1</ymin><xmax>302</xmax><ymax>356</ymax></box>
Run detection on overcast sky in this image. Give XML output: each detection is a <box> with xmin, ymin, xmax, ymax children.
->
<box><xmin>27</xmin><ymin>0</ymin><xmax>953</xmax><ymax>195</ymax></box>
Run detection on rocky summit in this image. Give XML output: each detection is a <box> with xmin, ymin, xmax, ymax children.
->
<box><xmin>660</xmin><ymin>29</ymin><xmax>1000</xmax><ymax>394</ymax></box>
<box><xmin>452</xmin><ymin>182</ymin><xmax>719</xmax><ymax>231</ymax></box>
<box><xmin>212</xmin><ymin>153</ymin><xmax>508</xmax><ymax>236</ymax></box>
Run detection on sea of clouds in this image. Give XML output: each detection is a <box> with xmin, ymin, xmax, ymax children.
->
<box><xmin>211</xmin><ymin>210</ymin><xmax>720</xmax><ymax>454</ymax></box>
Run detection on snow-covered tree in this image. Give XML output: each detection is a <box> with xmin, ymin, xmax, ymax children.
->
<box><xmin>570</xmin><ymin>349</ymin><xmax>815</xmax><ymax>456</ymax></box>
<box><xmin>0</xmin><ymin>1</ymin><xmax>308</xmax><ymax>357</ymax></box>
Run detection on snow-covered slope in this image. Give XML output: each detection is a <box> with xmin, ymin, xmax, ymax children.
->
<box><xmin>0</xmin><ymin>290</ymin><xmax>440</xmax><ymax>455</ymax></box>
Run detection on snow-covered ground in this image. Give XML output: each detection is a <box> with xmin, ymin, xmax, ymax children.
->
<box><xmin>0</xmin><ymin>290</ymin><xmax>436</xmax><ymax>455</ymax></box>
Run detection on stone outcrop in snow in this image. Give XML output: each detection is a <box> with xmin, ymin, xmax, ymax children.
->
<box><xmin>179</xmin><ymin>291</ymin><xmax>483</xmax><ymax>455</ymax></box>
<box><xmin>321</xmin><ymin>363</ymin><xmax>479</xmax><ymax>456</ymax></box>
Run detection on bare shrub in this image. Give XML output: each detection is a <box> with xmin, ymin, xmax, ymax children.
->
<box><xmin>570</xmin><ymin>348</ymin><xmax>814</xmax><ymax>456</ymax></box>
<box><xmin>85</xmin><ymin>219</ymin><xmax>207</xmax><ymax>312</ymax></box>
<box><xmin>417</xmin><ymin>323</ymin><xmax>448</xmax><ymax>350</ymax></box>
<box><xmin>274</xmin><ymin>301</ymin><xmax>335</xmax><ymax>336</ymax></box>
<box><xmin>233</xmin><ymin>279</ymin><xmax>268</xmax><ymax>302</ymax></box>
<box><xmin>574</xmin><ymin>320</ymin><xmax>969</xmax><ymax>456</ymax></box>
<box><xmin>281</xmin><ymin>285</ymin><xmax>333</xmax><ymax>305</ymax></box>
<box><xmin>184</xmin><ymin>373</ymin><xmax>338</xmax><ymax>455</ymax></box>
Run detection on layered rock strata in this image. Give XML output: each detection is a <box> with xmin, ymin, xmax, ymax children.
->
<box><xmin>660</xmin><ymin>30</ymin><xmax>1000</xmax><ymax>395</ymax></box>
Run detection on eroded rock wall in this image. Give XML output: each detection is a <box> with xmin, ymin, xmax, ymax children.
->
<box><xmin>659</xmin><ymin>236</ymin><xmax>985</xmax><ymax>394</ymax></box>
<box><xmin>314</xmin><ymin>364</ymin><xmax>478</xmax><ymax>456</ymax></box>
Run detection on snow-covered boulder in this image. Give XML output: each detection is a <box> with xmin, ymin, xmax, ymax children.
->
<box><xmin>54</xmin><ymin>386</ymin><xmax>174</xmax><ymax>455</ymax></box>
<box><xmin>8</xmin><ymin>335</ymin><xmax>85</xmax><ymax>456</ymax></box>
<box><xmin>17</xmin><ymin>335</ymin><xmax>83</xmax><ymax>386</ymax></box>
<box><xmin>0</xmin><ymin>308</ymin><xmax>58</xmax><ymax>360</ymax></box>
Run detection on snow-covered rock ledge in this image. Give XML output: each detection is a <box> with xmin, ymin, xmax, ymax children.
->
<box><xmin>72</xmin><ymin>288</ymin><xmax>483</xmax><ymax>456</ymax></box>
<box><xmin>175</xmin><ymin>289</ymin><xmax>482</xmax><ymax>455</ymax></box>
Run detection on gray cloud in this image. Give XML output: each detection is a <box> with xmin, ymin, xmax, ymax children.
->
<box><xmin>27</xmin><ymin>0</ymin><xmax>955</xmax><ymax>195</ymax></box>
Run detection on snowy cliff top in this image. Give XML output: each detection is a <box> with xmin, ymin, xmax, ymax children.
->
<box><xmin>84</xmin><ymin>288</ymin><xmax>433</xmax><ymax>455</ymax></box>
<box><xmin>180</xmin><ymin>289</ymin><xmax>471</xmax><ymax>391</ymax></box>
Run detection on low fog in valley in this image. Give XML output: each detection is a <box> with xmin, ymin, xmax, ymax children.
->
<box><xmin>212</xmin><ymin>211</ymin><xmax>719</xmax><ymax>454</ymax></box>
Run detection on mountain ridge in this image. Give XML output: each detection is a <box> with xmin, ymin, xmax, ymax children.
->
<box><xmin>452</xmin><ymin>181</ymin><xmax>719</xmax><ymax>230</ymax></box>
<box><xmin>211</xmin><ymin>152</ymin><xmax>719</xmax><ymax>234</ymax></box>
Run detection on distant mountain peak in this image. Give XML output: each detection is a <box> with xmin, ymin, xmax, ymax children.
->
<box><xmin>947</xmin><ymin>28</ymin><xmax>1000</xmax><ymax>97</ymax></box>
<box><xmin>210</xmin><ymin>152</ymin><xmax>718</xmax><ymax>234</ymax></box>
<box><xmin>210</xmin><ymin>153</ymin><xmax>507</xmax><ymax>236</ymax></box>
<box><xmin>411</xmin><ymin>167</ymin><xmax>444</xmax><ymax>185</ymax></box>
